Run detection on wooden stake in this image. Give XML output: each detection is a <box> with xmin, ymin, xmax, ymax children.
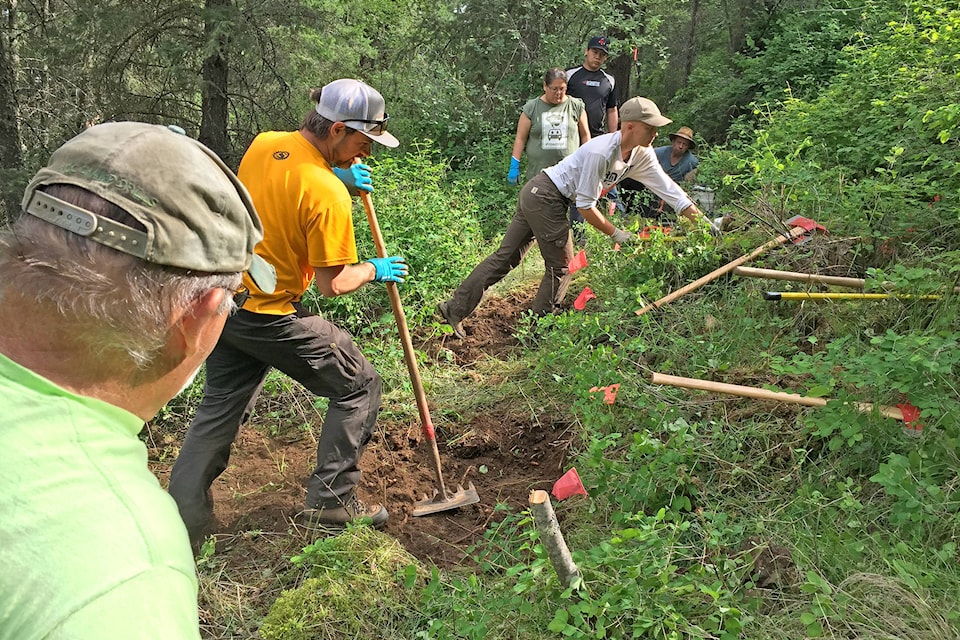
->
<box><xmin>529</xmin><ymin>490</ymin><xmax>581</xmax><ymax>588</ymax></box>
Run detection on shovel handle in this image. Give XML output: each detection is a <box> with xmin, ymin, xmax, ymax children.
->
<box><xmin>635</xmin><ymin>225</ymin><xmax>808</xmax><ymax>316</ymax></box>
<box><xmin>360</xmin><ymin>190</ymin><xmax>449</xmax><ymax>497</ymax></box>
<box><xmin>650</xmin><ymin>372</ymin><xmax>905</xmax><ymax>420</ymax></box>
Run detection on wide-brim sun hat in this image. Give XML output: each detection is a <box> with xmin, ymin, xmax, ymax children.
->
<box><xmin>669</xmin><ymin>126</ymin><xmax>697</xmax><ymax>149</ymax></box>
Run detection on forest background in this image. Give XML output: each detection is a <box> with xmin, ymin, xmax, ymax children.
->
<box><xmin>2</xmin><ymin>0</ymin><xmax>959</xmax><ymax>638</ymax></box>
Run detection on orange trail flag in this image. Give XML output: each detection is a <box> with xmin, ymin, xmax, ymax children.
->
<box><xmin>568</xmin><ymin>249</ymin><xmax>588</xmax><ymax>274</ymax></box>
<box><xmin>552</xmin><ymin>467</ymin><xmax>587</xmax><ymax>500</ymax></box>
<box><xmin>574</xmin><ymin>286</ymin><xmax>596</xmax><ymax>310</ymax></box>
<box><xmin>589</xmin><ymin>383</ymin><xmax>620</xmax><ymax>404</ymax></box>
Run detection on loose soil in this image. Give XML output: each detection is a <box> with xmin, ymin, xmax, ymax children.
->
<box><xmin>152</xmin><ymin>288</ymin><xmax>573</xmax><ymax>570</ymax></box>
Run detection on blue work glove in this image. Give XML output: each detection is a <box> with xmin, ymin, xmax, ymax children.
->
<box><xmin>366</xmin><ymin>256</ymin><xmax>408</xmax><ymax>283</ymax></box>
<box><xmin>507</xmin><ymin>157</ymin><xmax>521</xmax><ymax>185</ymax></box>
<box><xmin>333</xmin><ymin>163</ymin><xmax>373</xmax><ymax>193</ymax></box>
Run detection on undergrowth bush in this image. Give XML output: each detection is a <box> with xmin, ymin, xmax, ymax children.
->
<box><xmin>302</xmin><ymin>142</ymin><xmax>498</xmax><ymax>333</ymax></box>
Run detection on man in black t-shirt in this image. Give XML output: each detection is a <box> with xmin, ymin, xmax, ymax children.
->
<box><xmin>566</xmin><ymin>36</ymin><xmax>619</xmax><ymax>137</ymax></box>
<box><xmin>566</xmin><ymin>35</ymin><xmax>619</xmax><ymax>238</ymax></box>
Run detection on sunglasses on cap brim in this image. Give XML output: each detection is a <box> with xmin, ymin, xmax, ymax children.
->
<box><xmin>343</xmin><ymin>115</ymin><xmax>389</xmax><ymax>135</ymax></box>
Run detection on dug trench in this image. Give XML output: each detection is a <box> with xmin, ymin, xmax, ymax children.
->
<box><xmin>151</xmin><ymin>288</ymin><xmax>575</xmax><ymax>570</ymax></box>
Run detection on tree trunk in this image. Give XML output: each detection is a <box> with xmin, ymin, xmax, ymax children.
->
<box><xmin>609</xmin><ymin>1</ymin><xmax>647</xmax><ymax>107</ymax></box>
<box><xmin>0</xmin><ymin>0</ymin><xmax>23</xmax><ymax>222</ymax></box>
<box><xmin>683</xmin><ymin>0</ymin><xmax>701</xmax><ymax>85</ymax></box>
<box><xmin>200</xmin><ymin>0</ymin><xmax>230</xmax><ymax>162</ymax></box>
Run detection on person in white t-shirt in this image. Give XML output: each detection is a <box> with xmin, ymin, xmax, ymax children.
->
<box><xmin>437</xmin><ymin>97</ymin><xmax>718</xmax><ymax>338</ymax></box>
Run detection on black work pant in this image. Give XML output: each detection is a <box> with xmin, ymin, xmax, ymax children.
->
<box><xmin>168</xmin><ymin>307</ymin><xmax>381</xmax><ymax>541</ymax></box>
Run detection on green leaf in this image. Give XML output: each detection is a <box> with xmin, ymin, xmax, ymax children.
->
<box><xmin>547</xmin><ymin>609</ymin><xmax>569</xmax><ymax>633</ymax></box>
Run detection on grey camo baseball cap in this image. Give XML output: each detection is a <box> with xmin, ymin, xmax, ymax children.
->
<box><xmin>21</xmin><ymin>122</ymin><xmax>276</xmax><ymax>293</ymax></box>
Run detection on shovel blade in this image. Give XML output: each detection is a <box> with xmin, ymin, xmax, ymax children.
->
<box><xmin>412</xmin><ymin>482</ymin><xmax>480</xmax><ymax>516</ymax></box>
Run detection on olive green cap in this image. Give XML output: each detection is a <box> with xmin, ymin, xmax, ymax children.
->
<box><xmin>21</xmin><ymin>122</ymin><xmax>276</xmax><ymax>293</ymax></box>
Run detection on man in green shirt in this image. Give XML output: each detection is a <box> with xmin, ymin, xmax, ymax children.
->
<box><xmin>0</xmin><ymin>122</ymin><xmax>274</xmax><ymax>639</ymax></box>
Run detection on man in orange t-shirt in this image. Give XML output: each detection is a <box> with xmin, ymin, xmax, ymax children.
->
<box><xmin>169</xmin><ymin>79</ymin><xmax>405</xmax><ymax>543</ymax></box>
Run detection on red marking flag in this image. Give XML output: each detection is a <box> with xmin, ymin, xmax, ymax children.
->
<box><xmin>552</xmin><ymin>467</ymin><xmax>587</xmax><ymax>500</ymax></box>
<box><xmin>589</xmin><ymin>383</ymin><xmax>621</xmax><ymax>404</ymax></box>
<box><xmin>567</xmin><ymin>249</ymin><xmax>588</xmax><ymax>274</ymax></box>
<box><xmin>573</xmin><ymin>286</ymin><xmax>596</xmax><ymax>310</ymax></box>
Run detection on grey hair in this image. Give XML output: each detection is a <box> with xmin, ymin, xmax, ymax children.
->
<box><xmin>543</xmin><ymin>68</ymin><xmax>567</xmax><ymax>86</ymax></box>
<box><xmin>0</xmin><ymin>185</ymin><xmax>241</xmax><ymax>371</ymax></box>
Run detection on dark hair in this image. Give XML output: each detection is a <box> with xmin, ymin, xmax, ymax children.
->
<box><xmin>543</xmin><ymin>68</ymin><xmax>567</xmax><ymax>86</ymax></box>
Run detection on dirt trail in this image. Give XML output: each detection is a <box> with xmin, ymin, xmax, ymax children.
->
<box><xmin>152</xmin><ymin>288</ymin><xmax>573</xmax><ymax>569</ymax></box>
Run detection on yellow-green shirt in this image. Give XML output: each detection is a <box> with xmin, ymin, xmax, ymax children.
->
<box><xmin>0</xmin><ymin>353</ymin><xmax>201</xmax><ymax>640</ymax></box>
<box><xmin>237</xmin><ymin>130</ymin><xmax>358</xmax><ymax>315</ymax></box>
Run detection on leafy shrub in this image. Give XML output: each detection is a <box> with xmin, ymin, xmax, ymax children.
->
<box><xmin>302</xmin><ymin>142</ymin><xmax>497</xmax><ymax>332</ymax></box>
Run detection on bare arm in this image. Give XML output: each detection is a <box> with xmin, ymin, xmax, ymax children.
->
<box><xmin>577</xmin><ymin>112</ymin><xmax>591</xmax><ymax>145</ymax></box>
<box><xmin>511</xmin><ymin>113</ymin><xmax>533</xmax><ymax>161</ymax></box>
<box><xmin>313</xmin><ymin>263</ymin><xmax>376</xmax><ymax>298</ymax></box>
<box><xmin>606</xmin><ymin>107</ymin><xmax>619</xmax><ymax>134</ymax></box>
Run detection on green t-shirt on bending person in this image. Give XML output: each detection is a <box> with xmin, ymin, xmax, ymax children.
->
<box><xmin>0</xmin><ymin>353</ymin><xmax>201</xmax><ymax>640</ymax></box>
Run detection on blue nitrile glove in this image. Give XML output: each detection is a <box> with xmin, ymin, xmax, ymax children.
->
<box><xmin>333</xmin><ymin>163</ymin><xmax>373</xmax><ymax>193</ymax></box>
<box><xmin>507</xmin><ymin>157</ymin><xmax>521</xmax><ymax>185</ymax></box>
<box><xmin>366</xmin><ymin>256</ymin><xmax>408</xmax><ymax>283</ymax></box>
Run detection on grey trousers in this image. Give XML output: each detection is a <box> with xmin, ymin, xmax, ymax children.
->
<box><xmin>168</xmin><ymin>306</ymin><xmax>381</xmax><ymax>541</ymax></box>
<box><xmin>447</xmin><ymin>172</ymin><xmax>575</xmax><ymax>319</ymax></box>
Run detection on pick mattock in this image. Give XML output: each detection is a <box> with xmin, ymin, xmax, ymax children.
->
<box><xmin>733</xmin><ymin>266</ymin><xmax>871</xmax><ymax>289</ymax></box>
<box><xmin>635</xmin><ymin>216</ymin><xmax>827</xmax><ymax>316</ymax></box>
<box><xmin>360</xmin><ymin>191</ymin><xmax>480</xmax><ymax>516</ymax></box>
<box><xmin>735</xmin><ymin>266</ymin><xmax>959</xmax><ymax>295</ymax></box>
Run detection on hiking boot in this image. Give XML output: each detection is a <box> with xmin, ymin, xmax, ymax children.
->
<box><xmin>436</xmin><ymin>300</ymin><xmax>466</xmax><ymax>339</ymax></box>
<box><xmin>299</xmin><ymin>494</ymin><xmax>389</xmax><ymax>530</ymax></box>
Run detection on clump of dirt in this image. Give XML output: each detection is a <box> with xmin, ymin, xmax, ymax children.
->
<box><xmin>152</xmin><ymin>288</ymin><xmax>574</xmax><ymax>570</ymax></box>
<box><xmin>422</xmin><ymin>288</ymin><xmax>536</xmax><ymax>365</ymax></box>
<box><xmin>736</xmin><ymin>536</ymin><xmax>799</xmax><ymax>594</ymax></box>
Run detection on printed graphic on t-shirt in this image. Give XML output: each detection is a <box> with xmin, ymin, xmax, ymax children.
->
<box><xmin>541</xmin><ymin>111</ymin><xmax>569</xmax><ymax>150</ymax></box>
<box><xmin>601</xmin><ymin>159</ymin><xmax>630</xmax><ymax>195</ymax></box>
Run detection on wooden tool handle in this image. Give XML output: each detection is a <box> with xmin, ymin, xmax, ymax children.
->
<box><xmin>635</xmin><ymin>225</ymin><xmax>807</xmax><ymax>316</ymax></box>
<box><xmin>733</xmin><ymin>266</ymin><xmax>867</xmax><ymax>289</ymax></box>
<box><xmin>650</xmin><ymin>372</ymin><xmax>905</xmax><ymax>420</ymax></box>
<box><xmin>360</xmin><ymin>191</ymin><xmax>449</xmax><ymax>496</ymax></box>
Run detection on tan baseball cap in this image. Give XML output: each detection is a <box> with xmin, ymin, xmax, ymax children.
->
<box><xmin>21</xmin><ymin>122</ymin><xmax>276</xmax><ymax>294</ymax></box>
<box><xmin>619</xmin><ymin>97</ymin><xmax>673</xmax><ymax>128</ymax></box>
